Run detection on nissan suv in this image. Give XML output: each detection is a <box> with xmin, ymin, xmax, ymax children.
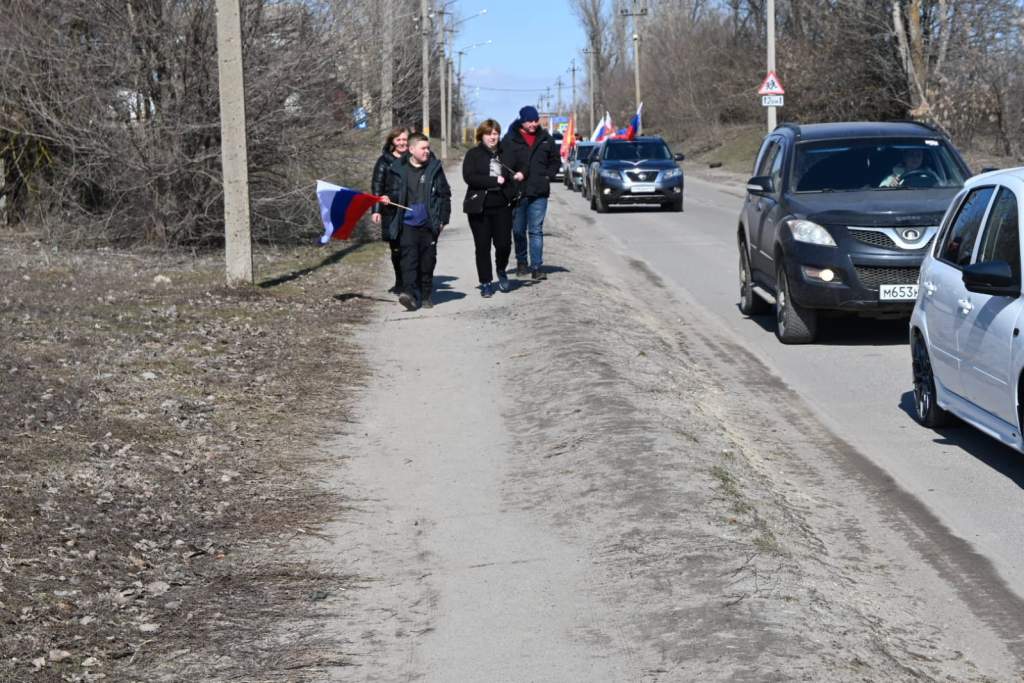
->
<box><xmin>587</xmin><ymin>136</ymin><xmax>685</xmax><ymax>212</ymax></box>
<box><xmin>737</xmin><ymin>121</ymin><xmax>971</xmax><ymax>344</ymax></box>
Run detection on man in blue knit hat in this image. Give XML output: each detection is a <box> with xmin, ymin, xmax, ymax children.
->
<box><xmin>502</xmin><ymin>105</ymin><xmax>561</xmax><ymax>280</ymax></box>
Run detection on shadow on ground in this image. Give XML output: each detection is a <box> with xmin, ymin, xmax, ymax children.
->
<box><xmin>897</xmin><ymin>390</ymin><xmax>1024</xmax><ymax>489</ymax></box>
<box><xmin>259</xmin><ymin>243</ymin><xmax>367</xmax><ymax>289</ymax></box>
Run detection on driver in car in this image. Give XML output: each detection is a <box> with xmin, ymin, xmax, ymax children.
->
<box><xmin>879</xmin><ymin>148</ymin><xmax>929</xmax><ymax>187</ymax></box>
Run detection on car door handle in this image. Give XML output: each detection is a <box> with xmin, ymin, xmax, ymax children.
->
<box><xmin>922</xmin><ymin>281</ymin><xmax>937</xmax><ymax>296</ymax></box>
<box><xmin>958</xmin><ymin>298</ymin><xmax>974</xmax><ymax>313</ymax></box>
<box><xmin>755</xmin><ymin>200</ymin><xmax>764</xmax><ymax>212</ymax></box>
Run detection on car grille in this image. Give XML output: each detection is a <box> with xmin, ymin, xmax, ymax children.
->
<box><xmin>847</xmin><ymin>227</ymin><xmax>934</xmax><ymax>251</ymax></box>
<box><xmin>624</xmin><ymin>170</ymin><xmax>658</xmax><ymax>182</ymax></box>
<box><xmin>853</xmin><ymin>265</ymin><xmax>920</xmax><ymax>290</ymax></box>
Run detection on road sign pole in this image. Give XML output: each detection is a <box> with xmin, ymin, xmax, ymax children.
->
<box><xmin>767</xmin><ymin>0</ymin><xmax>776</xmax><ymax>132</ymax></box>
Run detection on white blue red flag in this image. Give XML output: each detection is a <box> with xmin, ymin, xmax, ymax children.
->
<box><xmin>624</xmin><ymin>102</ymin><xmax>643</xmax><ymax>141</ymax></box>
<box><xmin>316</xmin><ymin>180</ymin><xmax>382</xmax><ymax>244</ymax></box>
<box><xmin>591</xmin><ymin>112</ymin><xmax>615</xmax><ymax>142</ymax></box>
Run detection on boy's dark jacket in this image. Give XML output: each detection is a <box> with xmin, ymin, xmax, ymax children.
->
<box><xmin>501</xmin><ymin>120</ymin><xmax>561</xmax><ymax>198</ymax></box>
<box><xmin>462</xmin><ymin>143</ymin><xmax>516</xmax><ymax>208</ymax></box>
<box><xmin>382</xmin><ymin>153</ymin><xmax>452</xmax><ymax>240</ymax></box>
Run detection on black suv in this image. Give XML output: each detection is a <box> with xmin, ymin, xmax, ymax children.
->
<box><xmin>738</xmin><ymin>121</ymin><xmax>971</xmax><ymax>343</ymax></box>
<box><xmin>586</xmin><ymin>136</ymin><xmax>685</xmax><ymax>212</ymax></box>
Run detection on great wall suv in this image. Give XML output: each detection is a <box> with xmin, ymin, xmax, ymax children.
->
<box><xmin>738</xmin><ymin>121</ymin><xmax>971</xmax><ymax>344</ymax></box>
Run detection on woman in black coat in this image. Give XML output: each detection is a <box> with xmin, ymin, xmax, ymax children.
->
<box><xmin>462</xmin><ymin>119</ymin><xmax>515</xmax><ymax>297</ymax></box>
<box><xmin>371</xmin><ymin>126</ymin><xmax>409</xmax><ymax>293</ymax></box>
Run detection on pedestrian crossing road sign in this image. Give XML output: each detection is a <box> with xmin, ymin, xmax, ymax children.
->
<box><xmin>758</xmin><ymin>72</ymin><xmax>785</xmax><ymax>96</ymax></box>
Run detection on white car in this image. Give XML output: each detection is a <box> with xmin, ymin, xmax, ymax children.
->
<box><xmin>910</xmin><ymin>167</ymin><xmax>1024</xmax><ymax>450</ymax></box>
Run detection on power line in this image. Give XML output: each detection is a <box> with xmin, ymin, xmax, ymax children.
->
<box><xmin>464</xmin><ymin>84</ymin><xmax>556</xmax><ymax>92</ymax></box>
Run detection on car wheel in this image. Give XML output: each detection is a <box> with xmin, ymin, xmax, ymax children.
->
<box><xmin>739</xmin><ymin>242</ymin><xmax>770</xmax><ymax>315</ymax></box>
<box><xmin>582</xmin><ymin>182</ymin><xmax>589</xmax><ymax>200</ymax></box>
<box><xmin>595</xmin><ymin>189</ymin><xmax>609</xmax><ymax>213</ymax></box>
<box><xmin>912</xmin><ymin>334</ymin><xmax>953</xmax><ymax>428</ymax></box>
<box><xmin>774</xmin><ymin>263</ymin><xmax>818</xmax><ymax>344</ymax></box>
<box><xmin>589</xmin><ymin>187</ymin><xmax>597</xmax><ymax>211</ymax></box>
<box><xmin>669</xmin><ymin>197</ymin><xmax>683</xmax><ymax>212</ymax></box>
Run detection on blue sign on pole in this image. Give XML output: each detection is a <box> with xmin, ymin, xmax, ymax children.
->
<box><xmin>354</xmin><ymin>106</ymin><xmax>369</xmax><ymax>129</ymax></box>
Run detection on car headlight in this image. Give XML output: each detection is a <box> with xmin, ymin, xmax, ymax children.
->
<box><xmin>786</xmin><ymin>219</ymin><xmax>836</xmax><ymax>247</ymax></box>
<box><xmin>573</xmin><ymin>167</ymin><xmax>584</xmax><ymax>175</ymax></box>
<box><xmin>600</xmin><ymin>169</ymin><xmax>621</xmax><ymax>181</ymax></box>
<box><xmin>661</xmin><ymin>168</ymin><xmax>682</xmax><ymax>180</ymax></box>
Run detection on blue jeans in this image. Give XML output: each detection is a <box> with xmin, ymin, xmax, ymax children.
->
<box><xmin>512</xmin><ymin>196</ymin><xmax>547</xmax><ymax>269</ymax></box>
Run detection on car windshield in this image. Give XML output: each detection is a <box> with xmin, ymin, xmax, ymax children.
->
<box><xmin>577</xmin><ymin>146</ymin><xmax>594</xmax><ymax>162</ymax></box>
<box><xmin>605</xmin><ymin>141</ymin><xmax>671</xmax><ymax>161</ymax></box>
<box><xmin>794</xmin><ymin>138</ymin><xmax>967</xmax><ymax>192</ymax></box>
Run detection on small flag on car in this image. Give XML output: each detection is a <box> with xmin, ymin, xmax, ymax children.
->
<box><xmin>316</xmin><ymin>180</ymin><xmax>382</xmax><ymax>244</ymax></box>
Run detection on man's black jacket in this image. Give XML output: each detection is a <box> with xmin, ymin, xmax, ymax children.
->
<box><xmin>382</xmin><ymin>153</ymin><xmax>452</xmax><ymax>240</ymax></box>
<box><xmin>502</xmin><ymin>121</ymin><xmax>561</xmax><ymax>198</ymax></box>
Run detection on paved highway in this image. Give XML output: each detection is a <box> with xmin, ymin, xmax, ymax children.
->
<box><xmin>551</xmin><ymin>173</ymin><xmax>1024</xmax><ymax>598</ymax></box>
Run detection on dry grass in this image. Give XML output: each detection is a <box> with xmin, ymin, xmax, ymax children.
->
<box><xmin>0</xmin><ymin>231</ymin><xmax>388</xmax><ymax>681</ymax></box>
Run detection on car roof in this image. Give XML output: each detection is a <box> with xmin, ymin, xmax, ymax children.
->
<box><xmin>777</xmin><ymin>121</ymin><xmax>946</xmax><ymax>142</ymax></box>
<box><xmin>605</xmin><ymin>136</ymin><xmax>665</xmax><ymax>143</ymax></box>
<box><xmin>965</xmin><ymin>166</ymin><xmax>1024</xmax><ymax>188</ymax></box>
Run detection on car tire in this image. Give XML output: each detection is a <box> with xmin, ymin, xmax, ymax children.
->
<box><xmin>595</xmin><ymin>189</ymin><xmax>609</xmax><ymax>213</ymax></box>
<box><xmin>589</xmin><ymin>187</ymin><xmax>597</xmax><ymax>211</ymax></box>
<box><xmin>912</xmin><ymin>334</ymin><xmax>953</xmax><ymax>428</ymax></box>
<box><xmin>774</xmin><ymin>263</ymin><xmax>818</xmax><ymax>344</ymax></box>
<box><xmin>668</xmin><ymin>197</ymin><xmax>683</xmax><ymax>212</ymax></box>
<box><xmin>582</xmin><ymin>182</ymin><xmax>589</xmax><ymax>200</ymax></box>
<box><xmin>739</xmin><ymin>242</ymin><xmax>770</xmax><ymax>316</ymax></box>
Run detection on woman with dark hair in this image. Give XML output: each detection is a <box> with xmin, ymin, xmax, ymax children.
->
<box><xmin>371</xmin><ymin>126</ymin><xmax>409</xmax><ymax>293</ymax></box>
<box><xmin>461</xmin><ymin>119</ymin><xmax>515</xmax><ymax>297</ymax></box>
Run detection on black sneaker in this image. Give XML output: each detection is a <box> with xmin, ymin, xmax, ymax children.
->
<box><xmin>420</xmin><ymin>296</ymin><xmax>434</xmax><ymax>309</ymax></box>
<box><xmin>497</xmin><ymin>274</ymin><xmax>510</xmax><ymax>293</ymax></box>
<box><xmin>515</xmin><ymin>263</ymin><xmax>529</xmax><ymax>276</ymax></box>
<box><xmin>531</xmin><ymin>270</ymin><xmax>547</xmax><ymax>281</ymax></box>
<box><xmin>480</xmin><ymin>283</ymin><xmax>494</xmax><ymax>298</ymax></box>
<box><xmin>398</xmin><ymin>292</ymin><xmax>417</xmax><ymax>311</ymax></box>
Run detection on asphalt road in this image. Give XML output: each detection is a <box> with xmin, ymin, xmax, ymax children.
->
<box><xmin>554</xmin><ymin>173</ymin><xmax>1024</xmax><ymax>599</ymax></box>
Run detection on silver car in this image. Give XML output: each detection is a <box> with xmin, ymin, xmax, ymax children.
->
<box><xmin>564</xmin><ymin>142</ymin><xmax>594</xmax><ymax>192</ymax></box>
<box><xmin>911</xmin><ymin>167</ymin><xmax>1024</xmax><ymax>451</ymax></box>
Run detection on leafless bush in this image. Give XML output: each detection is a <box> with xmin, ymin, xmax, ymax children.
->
<box><xmin>0</xmin><ymin>1</ymin><xmax>381</xmax><ymax>246</ymax></box>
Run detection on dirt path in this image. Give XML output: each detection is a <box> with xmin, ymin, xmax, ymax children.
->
<box><xmin>302</xmin><ymin>171</ymin><xmax>1024</xmax><ymax>681</ymax></box>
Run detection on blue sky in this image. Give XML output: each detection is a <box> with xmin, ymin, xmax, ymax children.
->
<box><xmin>451</xmin><ymin>1</ymin><xmax>587</xmax><ymax>132</ymax></box>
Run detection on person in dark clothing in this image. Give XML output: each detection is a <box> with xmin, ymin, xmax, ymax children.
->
<box><xmin>371</xmin><ymin>126</ymin><xmax>409</xmax><ymax>293</ymax></box>
<box><xmin>380</xmin><ymin>133</ymin><xmax>451</xmax><ymax>311</ymax></box>
<box><xmin>502</xmin><ymin>105</ymin><xmax>561</xmax><ymax>280</ymax></box>
<box><xmin>462</xmin><ymin>119</ymin><xmax>515</xmax><ymax>297</ymax></box>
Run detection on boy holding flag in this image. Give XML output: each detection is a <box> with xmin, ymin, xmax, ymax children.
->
<box><xmin>380</xmin><ymin>133</ymin><xmax>451</xmax><ymax>310</ymax></box>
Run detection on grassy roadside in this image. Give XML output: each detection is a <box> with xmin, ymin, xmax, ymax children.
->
<box><xmin>1</xmin><ymin>232</ymin><xmax>388</xmax><ymax>681</ymax></box>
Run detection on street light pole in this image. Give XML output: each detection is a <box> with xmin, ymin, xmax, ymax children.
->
<box><xmin>421</xmin><ymin>0</ymin><xmax>430</xmax><ymax>136</ymax></box>
<box><xmin>767</xmin><ymin>0</ymin><xmax>777</xmax><ymax>132</ymax></box>
<box><xmin>439</xmin><ymin>15</ymin><xmax>447</xmax><ymax>159</ymax></box>
<box><xmin>584</xmin><ymin>46</ymin><xmax>596</xmax><ymax>134</ymax></box>
<box><xmin>620</xmin><ymin>0</ymin><xmax>647</xmax><ymax>113</ymax></box>
<box><xmin>569</xmin><ymin>58</ymin><xmax>579</xmax><ymax>130</ymax></box>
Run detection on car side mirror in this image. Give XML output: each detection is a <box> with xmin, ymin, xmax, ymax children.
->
<box><xmin>674</xmin><ymin>153</ymin><xmax>685</xmax><ymax>161</ymax></box>
<box><xmin>746</xmin><ymin>175</ymin><xmax>773</xmax><ymax>195</ymax></box>
<box><xmin>962</xmin><ymin>261</ymin><xmax>1020</xmax><ymax>297</ymax></box>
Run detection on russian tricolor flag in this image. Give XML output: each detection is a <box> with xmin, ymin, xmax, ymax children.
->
<box><xmin>624</xmin><ymin>103</ymin><xmax>643</xmax><ymax>141</ymax></box>
<box><xmin>316</xmin><ymin>180</ymin><xmax>382</xmax><ymax>244</ymax></box>
<box><xmin>591</xmin><ymin>112</ymin><xmax>615</xmax><ymax>142</ymax></box>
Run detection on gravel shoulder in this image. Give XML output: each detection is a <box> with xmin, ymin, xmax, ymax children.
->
<box><xmin>305</xmin><ymin>173</ymin><xmax>1024</xmax><ymax>680</ymax></box>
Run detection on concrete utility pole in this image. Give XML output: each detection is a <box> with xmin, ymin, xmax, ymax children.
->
<box><xmin>439</xmin><ymin>15</ymin><xmax>447</xmax><ymax>159</ymax></box>
<box><xmin>554</xmin><ymin>76</ymin><xmax>565</xmax><ymax>114</ymax></box>
<box><xmin>619</xmin><ymin>0</ymin><xmax>647</xmax><ymax>113</ymax></box>
<box><xmin>421</xmin><ymin>0</ymin><xmax>430</xmax><ymax>136</ymax></box>
<box><xmin>569</xmin><ymin>59</ymin><xmax>579</xmax><ymax>129</ymax></box>
<box><xmin>381</xmin><ymin>0</ymin><xmax>394</xmax><ymax>131</ymax></box>
<box><xmin>767</xmin><ymin>0</ymin><xmax>777</xmax><ymax>132</ymax></box>
<box><xmin>584</xmin><ymin>46</ymin><xmax>596</xmax><ymax>133</ymax></box>
<box><xmin>215</xmin><ymin>0</ymin><xmax>253</xmax><ymax>286</ymax></box>
<box><xmin>447</xmin><ymin>57</ymin><xmax>454</xmax><ymax>148</ymax></box>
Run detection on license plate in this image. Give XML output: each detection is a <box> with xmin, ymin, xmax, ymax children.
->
<box><xmin>630</xmin><ymin>183</ymin><xmax>656</xmax><ymax>193</ymax></box>
<box><xmin>879</xmin><ymin>283</ymin><xmax>918</xmax><ymax>301</ymax></box>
